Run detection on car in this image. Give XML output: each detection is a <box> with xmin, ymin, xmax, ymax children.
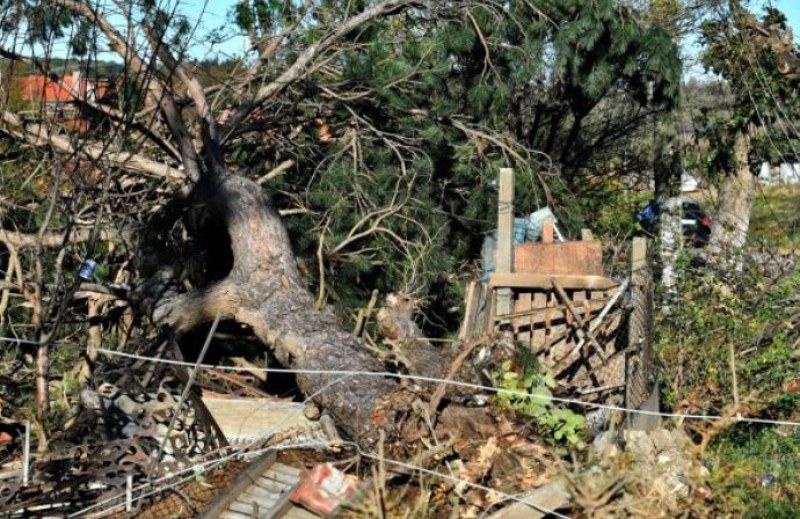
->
<box><xmin>636</xmin><ymin>197</ymin><xmax>712</xmax><ymax>247</ymax></box>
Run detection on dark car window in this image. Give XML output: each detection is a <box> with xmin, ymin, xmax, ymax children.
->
<box><xmin>682</xmin><ymin>201</ymin><xmax>704</xmax><ymax>220</ymax></box>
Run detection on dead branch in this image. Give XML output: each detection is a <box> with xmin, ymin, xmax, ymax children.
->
<box><xmin>0</xmin><ymin>110</ymin><xmax>185</xmax><ymax>181</ymax></box>
<box><xmin>428</xmin><ymin>335</ymin><xmax>491</xmax><ymax>416</ymax></box>
<box><xmin>0</xmin><ymin>227</ymin><xmax>115</xmax><ymax>249</ymax></box>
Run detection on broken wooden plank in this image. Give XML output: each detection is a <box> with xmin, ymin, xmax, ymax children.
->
<box><xmin>489</xmin><ymin>273</ymin><xmax>618</xmax><ymax>291</ymax></box>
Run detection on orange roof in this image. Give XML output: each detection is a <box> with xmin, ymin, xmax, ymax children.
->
<box><xmin>18</xmin><ymin>73</ymin><xmax>109</xmax><ymax>103</ymax></box>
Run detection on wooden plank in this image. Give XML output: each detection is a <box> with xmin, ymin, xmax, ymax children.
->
<box><xmin>219</xmin><ymin>511</ymin><xmax>253</xmax><ymax>519</ymax></box>
<box><xmin>264</xmin><ymin>483</ymin><xmax>298</xmax><ymax>519</ymax></box>
<box><xmin>229</xmin><ymin>501</ymin><xmax>264</xmax><ymax>516</ymax></box>
<box><xmin>271</xmin><ymin>463</ymin><xmax>302</xmax><ymax>478</ymax></box>
<box><xmin>284</xmin><ymin>507</ymin><xmax>322</xmax><ymax>519</ymax></box>
<box><xmin>541</xmin><ymin>219</ymin><xmax>554</xmax><ymax>243</ymax></box>
<box><xmin>261</xmin><ymin>469</ymin><xmax>300</xmax><ymax>486</ymax></box>
<box><xmin>532</xmin><ymin>291</ymin><xmax>547</xmax><ymax>349</ymax></box>
<box><xmin>632</xmin><ymin>237</ymin><xmax>647</xmax><ymax>277</ymax></box>
<box><xmin>253</xmin><ymin>476</ymin><xmax>290</xmax><ymax>493</ymax></box>
<box><xmin>516</xmin><ymin>292</ymin><xmax>532</xmax><ymax>347</ymax></box>
<box><xmin>514</xmin><ymin>241</ymin><xmax>604</xmax><ymax>276</ymax></box>
<box><xmin>489</xmin><ymin>273</ymin><xmax>618</xmax><ymax>291</ymax></box>
<box><xmin>495</xmin><ymin>168</ymin><xmax>515</xmax><ymax>274</ymax></box>
<box><xmin>459</xmin><ymin>281</ymin><xmax>479</xmax><ymax>341</ymax></box>
<box><xmin>235</xmin><ymin>493</ymin><xmax>257</xmax><ymax>505</ymax></box>
<box><xmin>495</xmin><ymin>168</ymin><xmax>515</xmax><ymax>317</ymax></box>
<box><xmin>251</xmin><ymin>496</ymin><xmax>280</xmax><ymax>511</ymax></box>
<box><xmin>497</xmin><ymin>298</ymin><xmax>608</xmax><ymax>322</ymax></box>
<box><xmin>242</xmin><ymin>485</ymin><xmax>281</xmax><ymax>499</ymax></box>
<box><xmin>197</xmin><ymin>451</ymin><xmax>277</xmax><ymax>519</ymax></box>
<box><xmin>235</xmin><ymin>492</ymin><xmax>279</xmax><ymax>511</ymax></box>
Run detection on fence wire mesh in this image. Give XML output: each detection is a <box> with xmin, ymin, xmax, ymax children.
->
<box><xmin>625</xmin><ymin>238</ymin><xmax>656</xmax><ymax>419</ymax></box>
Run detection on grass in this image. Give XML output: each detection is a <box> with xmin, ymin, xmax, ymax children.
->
<box><xmin>750</xmin><ymin>185</ymin><xmax>800</xmax><ymax>252</ymax></box>
<box><xmin>655</xmin><ymin>192</ymin><xmax>800</xmax><ymax>516</ymax></box>
<box><xmin>709</xmin><ymin>418</ymin><xmax>800</xmax><ymax>517</ymax></box>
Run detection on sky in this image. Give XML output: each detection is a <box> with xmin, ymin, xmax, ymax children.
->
<box><xmin>184</xmin><ymin>0</ymin><xmax>800</xmax><ymax>63</ymax></box>
<box><xmin>29</xmin><ymin>0</ymin><xmax>800</xmax><ymax>65</ymax></box>
<box><xmin>770</xmin><ymin>1</ymin><xmax>800</xmax><ymax>31</ymax></box>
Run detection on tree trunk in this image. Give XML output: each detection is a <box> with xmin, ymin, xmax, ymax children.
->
<box><xmin>653</xmin><ymin>130</ymin><xmax>682</xmax><ymax>301</ymax></box>
<box><xmin>151</xmin><ymin>173</ymin><xmax>447</xmax><ymax>449</ymax></box>
<box><xmin>710</xmin><ymin>128</ymin><xmax>755</xmax><ymax>258</ymax></box>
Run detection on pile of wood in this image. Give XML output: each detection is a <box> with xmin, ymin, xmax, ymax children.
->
<box><xmin>460</xmin><ymin>168</ymin><xmax>654</xmax><ymax>409</ymax></box>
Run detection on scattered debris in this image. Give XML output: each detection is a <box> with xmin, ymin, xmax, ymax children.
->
<box><xmin>290</xmin><ymin>464</ymin><xmax>359</xmax><ymax>516</ymax></box>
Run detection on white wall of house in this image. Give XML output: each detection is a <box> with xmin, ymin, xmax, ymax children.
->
<box><xmin>758</xmin><ymin>161</ymin><xmax>800</xmax><ymax>185</ymax></box>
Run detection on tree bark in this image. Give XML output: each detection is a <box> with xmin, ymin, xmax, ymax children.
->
<box><xmin>151</xmin><ymin>173</ymin><xmax>446</xmax><ymax>449</ymax></box>
<box><xmin>653</xmin><ymin>130</ymin><xmax>682</xmax><ymax>300</ymax></box>
<box><xmin>709</xmin><ymin>128</ymin><xmax>755</xmax><ymax>258</ymax></box>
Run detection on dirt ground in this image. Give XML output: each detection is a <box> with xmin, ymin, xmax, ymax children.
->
<box><xmin>107</xmin><ymin>461</ymin><xmax>245</xmax><ymax>519</ymax></box>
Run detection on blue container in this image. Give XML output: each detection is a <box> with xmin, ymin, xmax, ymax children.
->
<box><xmin>513</xmin><ymin>218</ymin><xmax>528</xmax><ymax>244</ymax></box>
<box><xmin>78</xmin><ymin>259</ymin><xmax>97</xmax><ymax>280</ymax></box>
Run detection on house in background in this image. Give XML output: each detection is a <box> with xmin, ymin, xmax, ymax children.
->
<box><xmin>758</xmin><ymin>161</ymin><xmax>800</xmax><ymax>185</ymax></box>
<box><xmin>14</xmin><ymin>71</ymin><xmax>112</xmax><ymax>133</ymax></box>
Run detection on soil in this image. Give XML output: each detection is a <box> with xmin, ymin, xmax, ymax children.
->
<box><xmin>107</xmin><ymin>461</ymin><xmax>245</xmax><ymax>519</ymax></box>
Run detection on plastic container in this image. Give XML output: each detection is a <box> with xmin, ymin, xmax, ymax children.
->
<box><xmin>78</xmin><ymin>259</ymin><xmax>97</xmax><ymax>280</ymax></box>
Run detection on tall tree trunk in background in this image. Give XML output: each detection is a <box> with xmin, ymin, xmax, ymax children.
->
<box><xmin>653</xmin><ymin>129</ymin><xmax>682</xmax><ymax>300</ymax></box>
<box><xmin>710</xmin><ymin>128</ymin><xmax>755</xmax><ymax>259</ymax></box>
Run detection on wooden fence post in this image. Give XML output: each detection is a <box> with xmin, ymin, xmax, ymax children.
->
<box><xmin>495</xmin><ymin>168</ymin><xmax>515</xmax><ymax>320</ymax></box>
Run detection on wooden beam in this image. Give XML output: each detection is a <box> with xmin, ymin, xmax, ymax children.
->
<box><xmin>495</xmin><ymin>168</ymin><xmax>515</xmax><ymax>318</ymax></box>
<box><xmin>494</xmin><ymin>296</ymin><xmax>610</xmax><ymax>323</ymax></box>
<box><xmin>488</xmin><ymin>273</ymin><xmax>619</xmax><ymax>291</ymax></box>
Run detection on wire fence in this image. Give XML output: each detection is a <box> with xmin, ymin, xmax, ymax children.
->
<box><xmin>1</xmin><ymin>334</ymin><xmax>798</xmax><ymax>428</ymax></box>
<box><xmin>2</xmin><ymin>325</ymin><xmax>797</xmax><ymax>518</ymax></box>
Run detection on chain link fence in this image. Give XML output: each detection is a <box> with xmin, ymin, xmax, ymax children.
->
<box><xmin>626</xmin><ymin>238</ymin><xmax>657</xmax><ymax>429</ymax></box>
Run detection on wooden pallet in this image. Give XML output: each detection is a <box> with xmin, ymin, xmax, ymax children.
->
<box><xmin>199</xmin><ymin>452</ymin><xmax>316</xmax><ymax>519</ymax></box>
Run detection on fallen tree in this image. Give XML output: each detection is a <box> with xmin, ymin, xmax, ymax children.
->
<box><xmin>0</xmin><ymin>0</ymin><xmax>683</xmax><ymax>451</ymax></box>
<box><xmin>0</xmin><ymin>0</ymin><xmax>457</xmax><ymax>449</ymax></box>
<box><xmin>146</xmin><ymin>172</ymin><xmax>444</xmax><ymax>447</ymax></box>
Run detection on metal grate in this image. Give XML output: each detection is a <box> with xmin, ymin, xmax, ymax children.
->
<box><xmin>625</xmin><ymin>238</ymin><xmax>657</xmax><ymax>425</ymax></box>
